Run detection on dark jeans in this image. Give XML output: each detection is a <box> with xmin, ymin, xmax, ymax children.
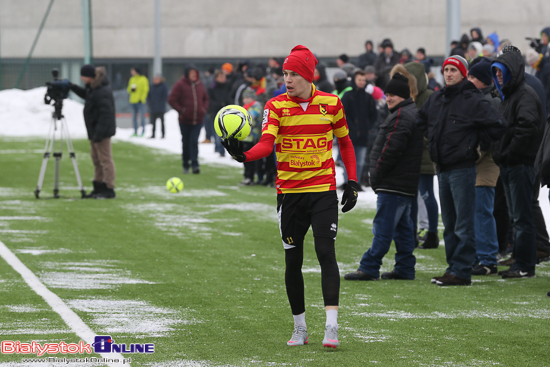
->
<box><xmin>179</xmin><ymin>123</ymin><xmax>203</xmax><ymax>170</ymax></box>
<box><xmin>343</xmin><ymin>145</ymin><xmax>368</xmax><ymax>184</ymax></box>
<box><xmin>475</xmin><ymin>186</ymin><xmax>499</xmax><ymax>266</ymax></box>
<box><xmin>494</xmin><ymin>177</ymin><xmax>511</xmax><ymax>254</ymax></box>
<box><xmin>499</xmin><ymin>165</ymin><xmax>537</xmax><ymax>272</ymax></box>
<box><xmin>242</xmin><ymin>142</ymin><xmax>255</xmax><ymax>179</ymax></box>
<box><xmin>203</xmin><ymin>113</ymin><xmax>215</xmax><ymax>141</ymax></box>
<box><xmin>410</xmin><ymin>174</ymin><xmax>439</xmax><ymax>233</ymax></box>
<box><xmin>358</xmin><ymin>192</ymin><xmax>416</xmax><ymax>279</ymax></box>
<box><xmin>438</xmin><ymin>167</ymin><xmax>477</xmax><ymax>280</ymax></box>
<box><xmin>150</xmin><ymin>112</ymin><xmax>165</xmax><ymax>137</ymax></box>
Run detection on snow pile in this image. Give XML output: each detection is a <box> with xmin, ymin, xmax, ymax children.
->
<box><xmin>0</xmin><ymin>88</ymin><xmax>88</xmax><ymax>137</ymax></box>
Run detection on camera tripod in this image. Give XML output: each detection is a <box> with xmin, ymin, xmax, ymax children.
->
<box><xmin>34</xmin><ymin>99</ymin><xmax>86</xmax><ymax>199</ymax></box>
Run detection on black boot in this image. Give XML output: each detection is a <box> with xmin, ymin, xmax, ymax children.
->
<box><xmin>419</xmin><ymin>232</ymin><xmax>439</xmax><ymax>249</ymax></box>
<box><xmin>95</xmin><ymin>182</ymin><xmax>116</xmax><ymax>199</ymax></box>
<box><xmin>83</xmin><ymin>181</ymin><xmax>101</xmax><ymax>199</ymax></box>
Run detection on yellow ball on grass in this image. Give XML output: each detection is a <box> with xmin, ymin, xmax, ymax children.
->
<box><xmin>166</xmin><ymin>177</ymin><xmax>184</xmax><ymax>193</ymax></box>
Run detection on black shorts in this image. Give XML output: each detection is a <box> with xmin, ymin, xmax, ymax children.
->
<box><xmin>276</xmin><ymin>191</ymin><xmax>339</xmax><ymax>249</ymax></box>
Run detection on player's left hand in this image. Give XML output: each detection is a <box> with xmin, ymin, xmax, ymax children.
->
<box><xmin>221</xmin><ymin>138</ymin><xmax>246</xmax><ymax>163</ymax></box>
<box><xmin>341</xmin><ymin>180</ymin><xmax>360</xmax><ymax>213</ymax></box>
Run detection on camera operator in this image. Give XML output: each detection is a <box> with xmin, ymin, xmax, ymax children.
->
<box><xmin>69</xmin><ymin>64</ymin><xmax>117</xmax><ymax>199</ymax></box>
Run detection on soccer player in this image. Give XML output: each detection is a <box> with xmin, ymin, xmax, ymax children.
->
<box><xmin>222</xmin><ymin>45</ymin><xmax>360</xmax><ymax>348</ymax></box>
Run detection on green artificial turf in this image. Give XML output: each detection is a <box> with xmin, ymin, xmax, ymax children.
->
<box><xmin>0</xmin><ymin>138</ymin><xmax>549</xmax><ymax>367</ymax></box>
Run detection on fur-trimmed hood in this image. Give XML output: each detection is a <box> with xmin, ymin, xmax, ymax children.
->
<box><xmin>389</xmin><ymin>64</ymin><xmax>418</xmax><ymax>100</ymax></box>
<box><xmin>91</xmin><ymin>67</ymin><xmax>109</xmax><ymax>89</ymax></box>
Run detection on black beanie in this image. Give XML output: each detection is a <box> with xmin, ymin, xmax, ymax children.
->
<box><xmin>384</xmin><ymin>73</ymin><xmax>410</xmax><ymax>99</ymax></box>
<box><xmin>338</xmin><ymin>54</ymin><xmax>349</xmax><ymax>63</ymax></box>
<box><xmin>468</xmin><ymin>58</ymin><xmax>493</xmax><ymax>86</ymax></box>
<box><xmin>80</xmin><ymin>64</ymin><xmax>96</xmax><ymax>78</ymax></box>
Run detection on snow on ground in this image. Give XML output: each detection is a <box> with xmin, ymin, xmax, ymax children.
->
<box><xmin>0</xmin><ymin>87</ymin><xmax>548</xmax><ymax>226</ymax></box>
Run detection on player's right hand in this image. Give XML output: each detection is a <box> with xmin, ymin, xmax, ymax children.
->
<box><xmin>221</xmin><ymin>138</ymin><xmax>246</xmax><ymax>163</ymax></box>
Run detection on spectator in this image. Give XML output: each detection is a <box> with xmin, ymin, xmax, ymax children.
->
<box><xmin>467</xmin><ymin>42</ymin><xmax>483</xmax><ymax>61</ymax></box>
<box><xmin>398</xmin><ymin>62</ymin><xmax>439</xmax><ymax>250</ymax></box>
<box><xmin>344</xmin><ymin>73</ymin><xmax>423</xmax><ymax>281</ymax></box>
<box><xmin>415</xmin><ymin>48</ymin><xmax>426</xmax><ymax>61</ymax></box>
<box><xmin>374</xmin><ymin>39</ymin><xmax>400</xmax><ymax>88</ymax></box>
<box><xmin>417</xmin><ymin>55</ymin><xmax>506</xmax><ymax>286</ymax></box>
<box><xmin>364</xmin><ymin>65</ymin><xmax>377</xmax><ymax>84</ymax></box>
<box><xmin>314</xmin><ymin>65</ymin><xmax>334</xmax><ymax>93</ymax></box>
<box><xmin>498</xmin><ymin>39</ymin><xmax>512</xmax><ymax>54</ymax></box>
<box><xmin>207</xmin><ymin>70</ymin><xmax>231</xmax><ymax>156</ymax></box>
<box><xmin>358</xmin><ymin>40</ymin><xmax>377</xmax><ymax>69</ymax></box>
<box><xmin>467</xmin><ymin>57</ymin><xmax>501</xmax><ymax>275</ymax></box>
<box><xmin>341</xmin><ymin>70</ymin><xmax>378</xmax><ymax>188</ymax></box>
<box><xmin>69</xmin><ymin>65</ymin><xmax>117</xmax><ymax>199</ymax></box>
<box><xmin>487</xmin><ymin>33</ymin><xmax>500</xmax><ymax>50</ymax></box>
<box><xmin>399</xmin><ymin>49</ymin><xmax>413</xmax><ymax>64</ymax></box>
<box><xmin>526</xmin><ymin>49</ymin><xmax>550</xmax><ymax>115</ymax></box>
<box><xmin>147</xmin><ymin>74</ymin><xmax>168</xmax><ymax>139</ymax></box>
<box><xmin>271</xmin><ymin>67</ymin><xmax>287</xmax><ymax>97</ymax></box>
<box><xmin>337</xmin><ymin>54</ymin><xmax>356</xmax><ymax>77</ymax></box>
<box><xmin>221</xmin><ymin>62</ymin><xmax>235</xmax><ymax>87</ymax></box>
<box><xmin>230</xmin><ymin>59</ymin><xmax>250</xmax><ymax>105</ymax></box>
<box><xmin>247</xmin><ymin>66</ymin><xmax>277</xmax><ymax>108</ymax></box>
<box><xmin>127</xmin><ymin>67</ymin><xmax>149</xmax><ymax>137</ymax></box>
<box><xmin>540</xmin><ymin>27</ymin><xmax>550</xmax><ymax>57</ymax></box>
<box><xmin>168</xmin><ymin>64</ymin><xmax>209</xmax><ymax>174</ymax></box>
<box><xmin>482</xmin><ymin>44</ymin><xmax>495</xmax><ymax>57</ymax></box>
<box><xmin>492</xmin><ymin>48</ymin><xmax>544</xmax><ymax>279</ymax></box>
<box><xmin>470</xmin><ymin>27</ymin><xmax>484</xmax><ymax>44</ymax></box>
<box><xmin>239</xmin><ymin>87</ymin><xmax>263</xmax><ymax>186</ymax></box>
<box><xmin>450</xmin><ymin>38</ymin><xmax>466</xmax><ymax>58</ymax></box>
<box><xmin>332</xmin><ymin>70</ymin><xmax>352</xmax><ymax>99</ymax></box>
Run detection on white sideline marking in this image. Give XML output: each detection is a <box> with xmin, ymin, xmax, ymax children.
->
<box><xmin>0</xmin><ymin>240</ymin><xmax>129</xmax><ymax>366</ymax></box>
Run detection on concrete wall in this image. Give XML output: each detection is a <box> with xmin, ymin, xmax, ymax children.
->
<box><xmin>1</xmin><ymin>0</ymin><xmax>549</xmax><ymax>59</ymax></box>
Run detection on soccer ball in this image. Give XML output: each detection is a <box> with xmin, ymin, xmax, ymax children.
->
<box><xmin>166</xmin><ymin>177</ymin><xmax>184</xmax><ymax>193</ymax></box>
<box><xmin>214</xmin><ymin>105</ymin><xmax>252</xmax><ymax>141</ymax></box>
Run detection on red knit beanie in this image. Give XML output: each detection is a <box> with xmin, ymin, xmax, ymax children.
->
<box><xmin>282</xmin><ymin>45</ymin><xmax>318</xmax><ymax>83</ymax></box>
<box><xmin>442</xmin><ymin>55</ymin><xmax>469</xmax><ymax>78</ymax></box>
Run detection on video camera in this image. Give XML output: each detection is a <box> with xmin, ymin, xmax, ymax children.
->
<box><xmin>44</xmin><ymin>69</ymin><xmax>70</xmax><ymax>103</ymax></box>
<box><xmin>44</xmin><ymin>69</ymin><xmax>70</xmax><ymax>119</ymax></box>
<box><xmin>526</xmin><ymin>37</ymin><xmax>544</xmax><ymax>53</ymax></box>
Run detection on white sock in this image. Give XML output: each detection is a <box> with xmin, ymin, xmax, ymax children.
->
<box><xmin>326</xmin><ymin>309</ymin><xmax>338</xmax><ymax>328</ymax></box>
<box><xmin>293</xmin><ymin>312</ymin><xmax>306</xmax><ymax>329</ymax></box>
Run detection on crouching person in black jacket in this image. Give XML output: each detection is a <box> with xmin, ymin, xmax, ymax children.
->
<box><xmin>70</xmin><ymin>64</ymin><xmax>117</xmax><ymax>199</ymax></box>
<box><xmin>345</xmin><ymin>73</ymin><xmax>423</xmax><ymax>281</ymax></box>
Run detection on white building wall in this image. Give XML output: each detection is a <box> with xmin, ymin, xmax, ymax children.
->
<box><xmin>1</xmin><ymin>0</ymin><xmax>549</xmax><ymax>59</ymax></box>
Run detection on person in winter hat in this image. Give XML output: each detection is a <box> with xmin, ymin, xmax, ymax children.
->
<box><xmin>70</xmin><ymin>65</ymin><xmax>117</xmax><ymax>199</ymax></box>
<box><xmin>345</xmin><ymin>72</ymin><xmax>423</xmax><ymax>281</ymax></box>
<box><xmin>417</xmin><ymin>55</ymin><xmax>507</xmax><ymax>286</ymax></box>
<box><xmin>222</xmin><ymin>45</ymin><xmax>360</xmax><ymax>349</ymax></box>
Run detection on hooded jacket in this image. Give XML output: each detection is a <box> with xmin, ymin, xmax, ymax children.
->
<box><xmin>369</xmin><ymin>98</ymin><xmax>423</xmax><ymax>196</ymax></box>
<box><xmin>491</xmin><ymin>51</ymin><xmax>543</xmax><ymax>166</ymax></box>
<box><xmin>470</xmin><ymin>27</ymin><xmax>484</xmax><ymax>44</ymax></box>
<box><xmin>404</xmin><ymin>62</ymin><xmax>436</xmax><ymax>175</ymax></box>
<box><xmin>70</xmin><ymin>67</ymin><xmax>116</xmax><ymax>142</ymax></box>
<box><xmin>168</xmin><ymin>66</ymin><xmax>209</xmax><ymax>125</ymax></box>
<box><xmin>476</xmin><ymin>85</ymin><xmax>501</xmax><ymax>187</ymax></box>
<box><xmin>417</xmin><ymin>78</ymin><xmax>507</xmax><ymax>172</ymax></box>
<box><xmin>148</xmin><ymin>80</ymin><xmax>168</xmax><ymax>114</ymax></box>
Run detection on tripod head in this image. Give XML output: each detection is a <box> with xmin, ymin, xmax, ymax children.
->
<box><xmin>44</xmin><ymin>68</ymin><xmax>69</xmax><ymax>120</ymax></box>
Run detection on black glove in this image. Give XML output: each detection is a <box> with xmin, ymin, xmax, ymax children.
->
<box><xmin>221</xmin><ymin>138</ymin><xmax>246</xmax><ymax>163</ymax></box>
<box><xmin>341</xmin><ymin>180</ymin><xmax>360</xmax><ymax>213</ymax></box>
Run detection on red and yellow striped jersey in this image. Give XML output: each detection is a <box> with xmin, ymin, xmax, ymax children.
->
<box><xmin>262</xmin><ymin>84</ymin><xmax>350</xmax><ymax>194</ymax></box>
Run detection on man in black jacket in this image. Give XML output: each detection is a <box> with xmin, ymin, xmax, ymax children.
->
<box><xmin>492</xmin><ymin>47</ymin><xmax>544</xmax><ymax>279</ymax></box>
<box><xmin>341</xmin><ymin>70</ymin><xmax>378</xmax><ymax>188</ymax></box>
<box><xmin>69</xmin><ymin>64</ymin><xmax>117</xmax><ymax>199</ymax></box>
<box><xmin>345</xmin><ymin>74</ymin><xmax>423</xmax><ymax>281</ymax></box>
<box><xmin>417</xmin><ymin>55</ymin><xmax>506</xmax><ymax>286</ymax></box>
